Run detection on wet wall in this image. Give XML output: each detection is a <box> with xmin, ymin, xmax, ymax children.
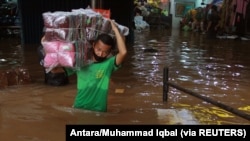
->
<box><xmin>17</xmin><ymin>0</ymin><xmax>134</xmax><ymax>46</ymax></box>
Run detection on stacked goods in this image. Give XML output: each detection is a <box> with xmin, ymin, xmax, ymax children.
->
<box><xmin>41</xmin><ymin>8</ymin><xmax>129</xmax><ymax>71</ymax></box>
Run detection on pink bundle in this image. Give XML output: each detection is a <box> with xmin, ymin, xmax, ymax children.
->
<box><xmin>42</xmin><ymin>41</ymin><xmax>75</xmax><ymax>68</ymax></box>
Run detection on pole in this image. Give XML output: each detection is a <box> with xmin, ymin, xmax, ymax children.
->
<box><xmin>91</xmin><ymin>0</ymin><xmax>103</xmax><ymax>9</ymax></box>
<box><xmin>167</xmin><ymin>80</ymin><xmax>250</xmax><ymax>121</ymax></box>
<box><xmin>163</xmin><ymin>66</ymin><xmax>169</xmax><ymax>102</ymax></box>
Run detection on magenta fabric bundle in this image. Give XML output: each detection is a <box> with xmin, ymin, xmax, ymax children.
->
<box><xmin>43</xmin><ymin>11</ymin><xmax>71</xmax><ymax>28</ymax></box>
<box><xmin>42</xmin><ymin>41</ymin><xmax>76</xmax><ymax>69</ymax></box>
<box><xmin>43</xmin><ymin>11</ymin><xmax>78</xmax><ymax>41</ymax></box>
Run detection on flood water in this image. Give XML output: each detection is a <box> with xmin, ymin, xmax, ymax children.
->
<box><xmin>1</xmin><ymin>29</ymin><xmax>250</xmax><ymax>140</ymax></box>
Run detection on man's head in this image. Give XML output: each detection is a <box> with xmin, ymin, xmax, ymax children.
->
<box><xmin>92</xmin><ymin>33</ymin><xmax>115</xmax><ymax>62</ymax></box>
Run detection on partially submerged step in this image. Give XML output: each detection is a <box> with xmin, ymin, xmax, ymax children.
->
<box><xmin>157</xmin><ymin>109</ymin><xmax>199</xmax><ymax>124</ymax></box>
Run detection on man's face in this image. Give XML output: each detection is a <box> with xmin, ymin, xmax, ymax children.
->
<box><xmin>93</xmin><ymin>40</ymin><xmax>111</xmax><ymax>62</ymax></box>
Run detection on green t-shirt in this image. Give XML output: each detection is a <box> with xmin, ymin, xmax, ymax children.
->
<box><xmin>66</xmin><ymin>56</ymin><xmax>120</xmax><ymax>112</ymax></box>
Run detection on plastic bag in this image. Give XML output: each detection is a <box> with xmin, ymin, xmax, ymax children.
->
<box><xmin>37</xmin><ymin>45</ymin><xmax>69</xmax><ymax>86</ymax></box>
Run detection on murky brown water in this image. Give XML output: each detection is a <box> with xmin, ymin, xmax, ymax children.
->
<box><xmin>1</xmin><ymin>29</ymin><xmax>250</xmax><ymax>140</ymax></box>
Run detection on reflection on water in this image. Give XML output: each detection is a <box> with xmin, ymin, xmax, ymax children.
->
<box><xmin>1</xmin><ymin>29</ymin><xmax>250</xmax><ymax>140</ymax></box>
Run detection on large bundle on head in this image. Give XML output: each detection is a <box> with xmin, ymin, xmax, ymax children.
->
<box><xmin>41</xmin><ymin>8</ymin><xmax>129</xmax><ymax>72</ymax></box>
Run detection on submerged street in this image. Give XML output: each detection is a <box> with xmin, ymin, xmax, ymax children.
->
<box><xmin>0</xmin><ymin>28</ymin><xmax>250</xmax><ymax>140</ymax></box>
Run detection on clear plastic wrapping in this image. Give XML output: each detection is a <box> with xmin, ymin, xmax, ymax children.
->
<box><xmin>41</xmin><ymin>8</ymin><xmax>129</xmax><ymax>71</ymax></box>
<box><xmin>41</xmin><ymin>39</ymin><xmax>92</xmax><ymax>72</ymax></box>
